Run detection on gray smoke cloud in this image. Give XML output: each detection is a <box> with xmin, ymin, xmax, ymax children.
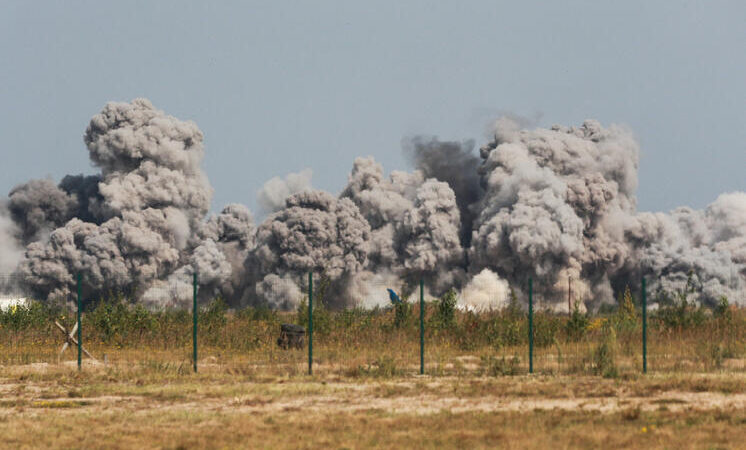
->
<box><xmin>404</xmin><ymin>137</ymin><xmax>483</xmax><ymax>247</ymax></box>
<box><xmin>58</xmin><ymin>174</ymin><xmax>104</xmax><ymax>224</ymax></box>
<box><xmin>0</xmin><ymin>201</ymin><xmax>23</xmax><ymax>273</ymax></box>
<box><xmin>470</xmin><ymin>119</ymin><xmax>643</xmax><ymax>307</ymax></box>
<box><xmin>470</xmin><ymin>118</ymin><xmax>745</xmax><ymax>308</ymax></box>
<box><xmin>257</xmin><ymin>168</ymin><xmax>313</xmax><ymax>214</ymax></box>
<box><xmin>8</xmin><ymin>174</ymin><xmax>104</xmax><ymax>245</ymax></box>
<box><xmin>255</xmin><ymin>274</ymin><xmax>303</xmax><ymax>310</ymax></box>
<box><xmin>248</xmin><ymin>190</ymin><xmax>371</xmax><ymax>308</ymax></box>
<box><xmin>621</xmin><ymin>193</ymin><xmax>746</xmax><ymax>305</ymax></box>
<box><xmin>194</xmin><ymin>203</ymin><xmax>256</xmax><ymax>301</ymax></box>
<box><xmin>252</xmin><ymin>190</ymin><xmax>371</xmax><ymax>278</ymax></box>
<box><xmin>17</xmin><ymin>99</ymin><xmax>214</xmax><ymax>304</ymax></box>
<box><xmin>4</xmin><ymin>99</ymin><xmax>744</xmax><ymax>310</ymax></box>
<box><xmin>199</xmin><ymin>203</ymin><xmax>255</xmax><ymax>248</ymax></box>
<box><xmin>341</xmin><ymin>157</ymin><xmax>423</xmax><ymax>270</ymax></box>
<box><xmin>396</xmin><ymin>179</ymin><xmax>464</xmax><ymax>292</ymax></box>
<box><xmin>8</xmin><ymin>178</ymin><xmax>79</xmax><ymax>244</ymax></box>
<box><xmin>142</xmin><ymin>237</ymin><xmax>233</xmax><ymax>310</ymax></box>
<box><xmin>707</xmin><ymin>193</ymin><xmax>746</xmax><ymax>267</ymax></box>
<box><xmin>337</xmin><ymin>157</ymin><xmax>465</xmax><ymax>298</ymax></box>
<box><xmin>84</xmin><ymin>98</ymin><xmax>212</xmax><ymax>223</ymax></box>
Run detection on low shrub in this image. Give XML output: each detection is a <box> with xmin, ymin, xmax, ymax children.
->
<box><xmin>592</xmin><ymin>321</ymin><xmax>618</xmax><ymax>378</ymax></box>
<box><xmin>565</xmin><ymin>304</ymin><xmax>589</xmax><ymax>342</ymax></box>
<box><xmin>431</xmin><ymin>289</ymin><xmax>457</xmax><ymax>330</ymax></box>
<box><xmin>0</xmin><ymin>301</ymin><xmax>51</xmax><ymax>331</ymax></box>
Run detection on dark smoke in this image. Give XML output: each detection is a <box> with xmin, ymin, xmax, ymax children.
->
<box><xmin>58</xmin><ymin>174</ymin><xmax>104</xmax><ymax>224</ymax></box>
<box><xmin>8</xmin><ymin>178</ymin><xmax>79</xmax><ymax>244</ymax></box>
<box><xmin>404</xmin><ymin>137</ymin><xmax>483</xmax><ymax>247</ymax></box>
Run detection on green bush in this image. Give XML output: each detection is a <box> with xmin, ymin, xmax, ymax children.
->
<box><xmin>611</xmin><ymin>286</ymin><xmax>639</xmax><ymax>337</ymax></box>
<box><xmin>653</xmin><ymin>271</ymin><xmax>708</xmax><ymax>331</ymax></box>
<box><xmin>654</xmin><ymin>298</ymin><xmax>707</xmax><ymax>332</ymax></box>
<box><xmin>391</xmin><ymin>284</ymin><xmax>414</xmax><ymax>329</ymax></box>
<box><xmin>487</xmin><ymin>313</ymin><xmax>524</xmax><ymax>348</ymax></box>
<box><xmin>236</xmin><ymin>305</ymin><xmax>278</xmax><ymax>322</ymax></box>
<box><xmin>592</xmin><ymin>322</ymin><xmax>618</xmax><ymax>378</ymax></box>
<box><xmin>485</xmin><ymin>290</ymin><xmax>525</xmax><ymax>348</ymax></box>
<box><xmin>200</xmin><ymin>298</ymin><xmax>227</xmax><ymax>329</ymax></box>
<box><xmin>335</xmin><ymin>307</ymin><xmax>374</xmax><ymax>331</ymax></box>
<box><xmin>533</xmin><ymin>312</ymin><xmax>562</xmax><ymax>348</ymax></box>
<box><xmin>565</xmin><ymin>304</ymin><xmax>589</xmax><ymax>342</ymax></box>
<box><xmin>0</xmin><ymin>301</ymin><xmax>51</xmax><ymax>331</ymax></box>
<box><xmin>714</xmin><ymin>296</ymin><xmax>733</xmax><ymax>322</ymax></box>
<box><xmin>455</xmin><ymin>312</ymin><xmax>486</xmax><ymax>350</ymax></box>
<box><xmin>393</xmin><ymin>300</ymin><xmax>412</xmax><ymax>329</ymax></box>
<box><xmin>432</xmin><ymin>289</ymin><xmax>457</xmax><ymax>329</ymax></box>
<box><xmin>295</xmin><ymin>296</ymin><xmax>331</xmax><ymax>335</ymax></box>
<box><xmin>87</xmin><ymin>295</ymin><xmax>157</xmax><ymax>346</ymax></box>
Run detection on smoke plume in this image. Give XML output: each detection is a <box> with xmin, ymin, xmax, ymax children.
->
<box><xmin>16</xmin><ymin>99</ymin><xmax>213</xmax><ymax>304</ymax></box>
<box><xmin>396</xmin><ymin>179</ymin><xmax>464</xmax><ymax>292</ymax></box>
<box><xmin>247</xmin><ymin>190</ymin><xmax>371</xmax><ymax>308</ymax></box>
<box><xmin>257</xmin><ymin>168</ymin><xmax>313</xmax><ymax>214</ymax></box>
<box><xmin>404</xmin><ymin>137</ymin><xmax>483</xmax><ymax>247</ymax></box>
<box><xmin>2</xmin><ymin>98</ymin><xmax>744</xmax><ymax>310</ymax></box>
<box><xmin>8</xmin><ymin>178</ymin><xmax>79</xmax><ymax>244</ymax></box>
<box><xmin>341</xmin><ymin>157</ymin><xmax>423</xmax><ymax>270</ymax></box>
<box><xmin>339</xmin><ymin>157</ymin><xmax>465</xmax><ymax>296</ymax></box>
<box><xmin>0</xmin><ymin>201</ymin><xmax>23</xmax><ymax>273</ymax></box>
<box><xmin>470</xmin><ymin>118</ymin><xmax>745</xmax><ymax>308</ymax></box>
<box><xmin>195</xmin><ymin>203</ymin><xmax>256</xmax><ymax>302</ymax></box>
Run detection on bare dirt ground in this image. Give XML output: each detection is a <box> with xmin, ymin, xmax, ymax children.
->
<box><xmin>1</xmin><ymin>362</ymin><xmax>746</xmax><ymax>449</ymax></box>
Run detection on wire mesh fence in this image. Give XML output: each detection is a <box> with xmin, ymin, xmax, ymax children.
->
<box><xmin>1</xmin><ymin>271</ymin><xmax>745</xmax><ymax>377</ymax></box>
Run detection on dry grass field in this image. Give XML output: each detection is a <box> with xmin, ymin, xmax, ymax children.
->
<box><xmin>1</xmin><ymin>362</ymin><xmax>746</xmax><ymax>449</ymax></box>
<box><xmin>2</xmin><ymin>295</ymin><xmax>746</xmax><ymax>448</ymax></box>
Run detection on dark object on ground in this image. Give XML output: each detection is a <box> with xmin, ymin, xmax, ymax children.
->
<box><xmin>277</xmin><ymin>323</ymin><xmax>305</xmax><ymax>350</ymax></box>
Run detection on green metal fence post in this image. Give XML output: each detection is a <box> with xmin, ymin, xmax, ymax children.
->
<box><xmin>528</xmin><ymin>278</ymin><xmax>533</xmax><ymax>374</ymax></box>
<box><xmin>193</xmin><ymin>272</ymin><xmax>198</xmax><ymax>373</ymax></box>
<box><xmin>642</xmin><ymin>277</ymin><xmax>647</xmax><ymax>374</ymax></box>
<box><xmin>420</xmin><ymin>279</ymin><xmax>424</xmax><ymax>375</ymax></box>
<box><xmin>77</xmin><ymin>273</ymin><xmax>82</xmax><ymax>371</ymax></box>
<box><xmin>308</xmin><ymin>272</ymin><xmax>313</xmax><ymax>375</ymax></box>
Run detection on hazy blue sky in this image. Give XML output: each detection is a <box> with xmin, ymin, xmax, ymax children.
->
<box><xmin>1</xmin><ymin>1</ymin><xmax>744</xmax><ymax>215</ymax></box>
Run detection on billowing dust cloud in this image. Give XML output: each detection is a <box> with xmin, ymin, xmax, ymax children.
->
<box><xmin>3</xmin><ymin>99</ymin><xmax>744</xmax><ymax>310</ymax></box>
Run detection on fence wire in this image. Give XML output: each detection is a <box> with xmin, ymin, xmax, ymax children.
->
<box><xmin>0</xmin><ymin>272</ymin><xmax>744</xmax><ymax>377</ymax></box>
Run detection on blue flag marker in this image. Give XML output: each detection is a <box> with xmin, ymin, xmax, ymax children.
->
<box><xmin>387</xmin><ymin>288</ymin><xmax>402</xmax><ymax>304</ymax></box>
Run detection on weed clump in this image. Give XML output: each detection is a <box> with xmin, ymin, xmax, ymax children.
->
<box><xmin>592</xmin><ymin>322</ymin><xmax>618</xmax><ymax>378</ymax></box>
<box><xmin>88</xmin><ymin>296</ymin><xmax>157</xmax><ymax>346</ymax></box>
<box><xmin>565</xmin><ymin>303</ymin><xmax>589</xmax><ymax>342</ymax></box>
<box><xmin>480</xmin><ymin>355</ymin><xmax>521</xmax><ymax>376</ymax></box>
<box><xmin>296</xmin><ymin>297</ymin><xmax>331</xmax><ymax>335</ymax></box>
<box><xmin>432</xmin><ymin>289</ymin><xmax>457</xmax><ymax>329</ymax></box>
<box><xmin>653</xmin><ymin>271</ymin><xmax>708</xmax><ymax>332</ymax></box>
<box><xmin>612</xmin><ymin>286</ymin><xmax>638</xmax><ymax>333</ymax></box>
<box><xmin>347</xmin><ymin>356</ymin><xmax>402</xmax><ymax>378</ymax></box>
<box><xmin>0</xmin><ymin>301</ymin><xmax>52</xmax><ymax>332</ymax></box>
